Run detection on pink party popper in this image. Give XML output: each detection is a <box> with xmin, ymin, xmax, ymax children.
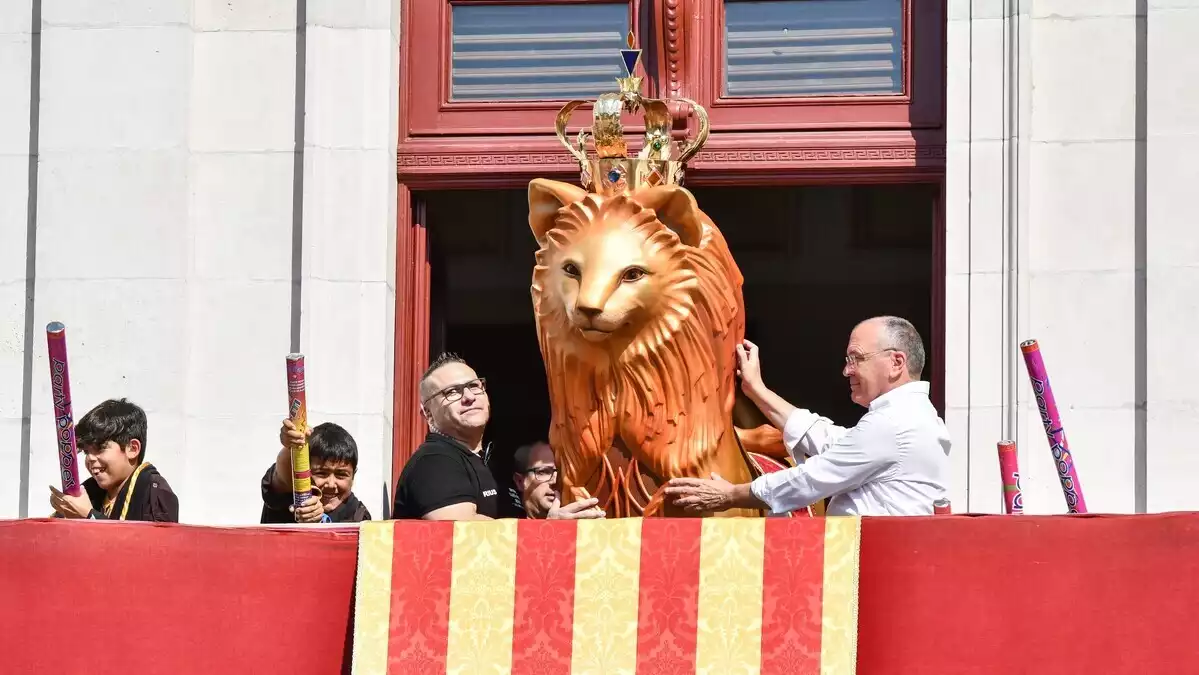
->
<box><xmin>996</xmin><ymin>440</ymin><xmax>1023</xmax><ymax>514</ymax></box>
<box><xmin>1020</xmin><ymin>339</ymin><xmax>1087</xmax><ymax>514</ymax></box>
<box><xmin>46</xmin><ymin>322</ymin><xmax>82</xmax><ymax>496</ymax></box>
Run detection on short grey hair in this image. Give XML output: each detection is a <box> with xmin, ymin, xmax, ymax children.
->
<box><xmin>875</xmin><ymin>316</ymin><xmax>925</xmax><ymax>378</ymax></box>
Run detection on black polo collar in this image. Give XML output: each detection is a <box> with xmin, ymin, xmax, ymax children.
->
<box><xmin>426</xmin><ymin>432</ymin><xmax>493</xmax><ymax>465</ymax></box>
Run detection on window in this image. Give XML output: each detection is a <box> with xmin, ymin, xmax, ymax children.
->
<box><xmin>396</xmin><ymin>0</ymin><xmax>944</xmax><ymax>175</ymax></box>
<box><xmin>450</xmin><ymin>4</ymin><xmax>629</xmax><ymax>101</ymax></box>
<box><xmin>402</xmin><ymin>0</ymin><xmax>636</xmax><ymax>137</ymax></box>
<box><xmin>723</xmin><ymin>0</ymin><xmax>904</xmax><ymax>98</ymax></box>
<box><xmin>682</xmin><ymin>0</ymin><xmax>943</xmax><ymax>132</ymax></box>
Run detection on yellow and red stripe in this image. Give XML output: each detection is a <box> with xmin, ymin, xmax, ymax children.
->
<box><xmin>352</xmin><ymin>517</ymin><xmax>860</xmax><ymax>675</ymax></box>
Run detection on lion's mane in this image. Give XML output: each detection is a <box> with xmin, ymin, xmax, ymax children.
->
<box><xmin>530</xmin><ymin>189</ymin><xmax>746</xmax><ymax>487</ymax></box>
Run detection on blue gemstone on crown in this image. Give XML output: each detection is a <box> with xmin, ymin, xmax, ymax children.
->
<box><xmin>620</xmin><ymin>49</ymin><xmax>642</xmax><ymax>77</ymax></box>
<box><xmin>607</xmin><ymin>169</ymin><xmax>623</xmax><ymax>183</ymax></box>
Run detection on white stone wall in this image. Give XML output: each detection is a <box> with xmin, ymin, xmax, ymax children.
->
<box><xmin>946</xmin><ymin>0</ymin><xmax>1199</xmax><ymax>514</ymax></box>
<box><xmin>1146</xmin><ymin>0</ymin><xmax>1199</xmax><ymax>511</ymax></box>
<box><xmin>0</xmin><ymin>0</ymin><xmax>400</xmax><ymax>523</ymax></box>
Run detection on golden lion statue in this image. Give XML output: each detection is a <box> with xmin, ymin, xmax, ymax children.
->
<box><xmin>528</xmin><ymin>178</ymin><xmax>801</xmax><ymax>518</ymax></box>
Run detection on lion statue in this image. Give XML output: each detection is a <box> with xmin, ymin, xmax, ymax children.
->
<box><xmin>528</xmin><ymin>177</ymin><xmax>801</xmax><ymax>518</ymax></box>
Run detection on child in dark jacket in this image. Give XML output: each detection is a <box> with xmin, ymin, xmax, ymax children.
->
<box><xmin>49</xmin><ymin>398</ymin><xmax>179</xmax><ymax>522</ymax></box>
<box><xmin>260</xmin><ymin>420</ymin><xmax>371</xmax><ymax>524</ymax></box>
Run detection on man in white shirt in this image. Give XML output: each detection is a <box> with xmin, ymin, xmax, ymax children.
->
<box><xmin>665</xmin><ymin>316</ymin><xmax>951</xmax><ymax>516</ymax></box>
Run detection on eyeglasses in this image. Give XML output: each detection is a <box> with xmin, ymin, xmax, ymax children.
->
<box><xmin>844</xmin><ymin>348</ymin><xmax>897</xmax><ymax>369</ymax></box>
<box><xmin>423</xmin><ymin>377</ymin><xmax>487</xmax><ymax>405</ymax></box>
<box><xmin>524</xmin><ymin>466</ymin><xmax>558</xmax><ymax>484</ymax></box>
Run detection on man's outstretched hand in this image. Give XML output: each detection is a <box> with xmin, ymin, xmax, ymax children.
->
<box><xmin>547</xmin><ymin>496</ymin><xmax>605</xmax><ymax>520</ymax></box>
<box><xmin>665</xmin><ymin>473</ymin><xmax>735</xmax><ymax>513</ymax></box>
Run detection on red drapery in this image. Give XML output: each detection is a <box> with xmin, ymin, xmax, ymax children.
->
<box><xmin>3</xmin><ymin>514</ymin><xmax>1197</xmax><ymax>674</ymax></box>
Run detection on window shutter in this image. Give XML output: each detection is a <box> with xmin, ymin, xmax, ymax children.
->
<box><xmin>451</xmin><ymin>3</ymin><xmax>631</xmax><ymax>101</ymax></box>
<box><xmin>723</xmin><ymin>0</ymin><xmax>904</xmax><ymax>98</ymax></box>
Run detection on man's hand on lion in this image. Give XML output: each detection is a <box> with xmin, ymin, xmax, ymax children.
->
<box><xmin>547</xmin><ymin>496</ymin><xmax>606</xmax><ymax>520</ymax></box>
<box><xmin>736</xmin><ymin>339</ymin><xmax>766</xmax><ymax>396</ymax></box>
<box><xmin>664</xmin><ymin>473</ymin><xmax>737</xmax><ymax>513</ymax></box>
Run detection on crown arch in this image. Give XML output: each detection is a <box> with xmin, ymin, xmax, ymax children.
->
<box><xmin>393</xmin><ymin>0</ymin><xmax>947</xmax><ymax>480</ymax></box>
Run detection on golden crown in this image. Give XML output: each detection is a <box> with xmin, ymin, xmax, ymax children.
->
<box><xmin>554</xmin><ymin>32</ymin><xmax>709</xmax><ymax>195</ymax></box>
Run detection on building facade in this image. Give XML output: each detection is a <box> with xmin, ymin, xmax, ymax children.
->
<box><xmin>1</xmin><ymin>0</ymin><xmax>1195</xmax><ymax>522</ymax></box>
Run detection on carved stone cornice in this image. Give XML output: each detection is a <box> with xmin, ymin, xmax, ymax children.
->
<box><xmin>396</xmin><ymin>130</ymin><xmax>943</xmax><ymax>187</ymax></box>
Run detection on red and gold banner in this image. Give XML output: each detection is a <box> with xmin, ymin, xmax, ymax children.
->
<box><xmin>351</xmin><ymin>517</ymin><xmax>861</xmax><ymax>675</ymax></box>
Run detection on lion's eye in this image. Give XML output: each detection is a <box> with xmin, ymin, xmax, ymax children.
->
<box><xmin>562</xmin><ymin>262</ymin><xmax>581</xmax><ymax>277</ymax></box>
<box><xmin>621</xmin><ymin>267</ymin><xmax>647</xmax><ymax>283</ymax></box>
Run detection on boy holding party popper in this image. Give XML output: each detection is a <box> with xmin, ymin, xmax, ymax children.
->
<box><xmin>259</xmin><ymin>419</ymin><xmax>372</xmax><ymax>524</ymax></box>
<box><xmin>49</xmin><ymin>398</ymin><xmax>179</xmax><ymax>522</ymax></box>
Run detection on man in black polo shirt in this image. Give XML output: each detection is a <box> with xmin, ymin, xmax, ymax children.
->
<box><xmin>393</xmin><ymin>352</ymin><xmax>603</xmax><ymax>521</ymax></box>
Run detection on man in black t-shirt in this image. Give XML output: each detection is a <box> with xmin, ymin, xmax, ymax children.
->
<box><xmin>393</xmin><ymin>352</ymin><xmax>603</xmax><ymax>521</ymax></box>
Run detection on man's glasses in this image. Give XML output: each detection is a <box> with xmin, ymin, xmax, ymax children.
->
<box><xmin>423</xmin><ymin>378</ymin><xmax>487</xmax><ymax>405</ymax></box>
<box><xmin>524</xmin><ymin>466</ymin><xmax>558</xmax><ymax>484</ymax></box>
<box><xmin>844</xmin><ymin>348</ymin><xmax>897</xmax><ymax>369</ymax></box>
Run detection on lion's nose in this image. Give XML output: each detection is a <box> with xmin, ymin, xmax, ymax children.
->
<box><xmin>576</xmin><ymin>304</ymin><xmax>602</xmax><ymax>320</ymax></box>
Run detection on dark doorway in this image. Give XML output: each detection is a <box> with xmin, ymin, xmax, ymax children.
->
<box><xmin>423</xmin><ymin>189</ymin><xmax>547</xmax><ymax>509</ymax></box>
<box><xmin>419</xmin><ymin>183</ymin><xmax>938</xmax><ymax>493</ymax></box>
<box><xmin>689</xmin><ymin>184</ymin><xmax>939</xmax><ymax>427</ymax></box>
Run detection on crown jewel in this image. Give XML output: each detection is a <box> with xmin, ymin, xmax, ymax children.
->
<box><xmin>555</xmin><ymin>32</ymin><xmax>709</xmax><ymax>195</ymax></box>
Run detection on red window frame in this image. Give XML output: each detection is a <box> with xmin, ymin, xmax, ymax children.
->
<box><xmin>685</xmin><ymin>0</ymin><xmax>945</xmax><ymax>131</ymax></box>
<box><xmin>401</xmin><ymin>0</ymin><xmax>641</xmax><ymax>138</ymax></box>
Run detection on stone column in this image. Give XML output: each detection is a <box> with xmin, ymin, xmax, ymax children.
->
<box><xmin>1019</xmin><ymin>2</ymin><xmax>1142</xmax><ymax>514</ymax></box>
<box><xmin>298</xmin><ymin>0</ymin><xmax>401</xmax><ymax>518</ymax></box>
<box><xmin>0</xmin><ymin>1</ymin><xmax>34</xmax><ymax>516</ymax></box>
<box><xmin>945</xmin><ymin>0</ymin><xmax>1023</xmax><ymax>513</ymax></box>
<box><xmin>29</xmin><ymin>1</ymin><xmax>196</xmax><ymax>515</ymax></box>
<box><xmin>948</xmin><ymin>0</ymin><xmax>1152</xmax><ymax>514</ymax></box>
<box><xmin>185</xmin><ymin>0</ymin><xmax>299</xmax><ymax>523</ymax></box>
<box><xmin>1147</xmin><ymin>0</ymin><xmax>1199</xmax><ymax>511</ymax></box>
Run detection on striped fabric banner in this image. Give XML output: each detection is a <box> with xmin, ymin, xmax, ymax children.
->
<box><xmin>352</xmin><ymin>517</ymin><xmax>860</xmax><ymax>675</ymax></box>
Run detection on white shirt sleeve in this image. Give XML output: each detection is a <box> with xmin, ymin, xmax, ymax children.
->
<box><xmin>782</xmin><ymin>409</ymin><xmax>851</xmax><ymax>458</ymax></box>
<box><xmin>752</xmin><ymin>412</ymin><xmax>899</xmax><ymax>514</ymax></box>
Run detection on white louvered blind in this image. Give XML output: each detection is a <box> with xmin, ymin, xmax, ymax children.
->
<box><xmin>723</xmin><ymin>0</ymin><xmax>903</xmax><ymax>97</ymax></box>
<box><xmin>450</xmin><ymin>3</ymin><xmax>629</xmax><ymax>101</ymax></box>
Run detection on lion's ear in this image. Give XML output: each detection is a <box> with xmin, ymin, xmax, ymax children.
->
<box><xmin>633</xmin><ymin>185</ymin><xmax>704</xmax><ymax>248</ymax></box>
<box><xmin>529</xmin><ymin>178</ymin><xmax>587</xmax><ymax>243</ymax></box>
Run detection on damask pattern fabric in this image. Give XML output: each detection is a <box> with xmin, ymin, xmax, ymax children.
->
<box><xmin>351</xmin><ymin>517</ymin><xmax>861</xmax><ymax>675</ymax></box>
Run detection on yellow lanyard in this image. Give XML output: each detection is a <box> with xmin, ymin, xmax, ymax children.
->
<box><xmin>102</xmin><ymin>462</ymin><xmax>152</xmax><ymax>520</ymax></box>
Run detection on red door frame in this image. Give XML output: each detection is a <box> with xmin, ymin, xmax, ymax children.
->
<box><xmin>391</xmin><ymin>0</ymin><xmax>948</xmax><ymax>483</ymax></box>
<box><xmin>392</xmin><ymin>184</ymin><xmax>431</xmax><ymax>474</ymax></box>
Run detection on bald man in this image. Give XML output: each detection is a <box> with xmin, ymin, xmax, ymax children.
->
<box><xmin>667</xmin><ymin>316</ymin><xmax>951</xmax><ymax>516</ymax></box>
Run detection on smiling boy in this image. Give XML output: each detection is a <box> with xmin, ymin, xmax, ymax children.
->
<box><xmin>260</xmin><ymin>420</ymin><xmax>371</xmax><ymax>524</ymax></box>
<box><xmin>48</xmin><ymin>398</ymin><xmax>179</xmax><ymax>522</ymax></box>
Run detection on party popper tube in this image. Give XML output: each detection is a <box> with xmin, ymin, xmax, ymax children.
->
<box><xmin>1020</xmin><ymin>339</ymin><xmax>1087</xmax><ymax>514</ymax></box>
<box><xmin>933</xmin><ymin>498</ymin><xmax>951</xmax><ymax>515</ymax></box>
<box><xmin>996</xmin><ymin>440</ymin><xmax>1023</xmax><ymax>515</ymax></box>
<box><xmin>285</xmin><ymin>354</ymin><xmax>314</xmax><ymax>509</ymax></box>
<box><xmin>46</xmin><ymin>323</ymin><xmax>82</xmax><ymax>496</ymax></box>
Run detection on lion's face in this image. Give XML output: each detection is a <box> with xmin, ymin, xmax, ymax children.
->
<box><xmin>545</xmin><ymin>219</ymin><xmax>678</xmax><ymax>344</ymax></box>
<box><xmin>529</xmin><ymin>180</ymin><xmax>710</xmax><ymax>357</ymax></box>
